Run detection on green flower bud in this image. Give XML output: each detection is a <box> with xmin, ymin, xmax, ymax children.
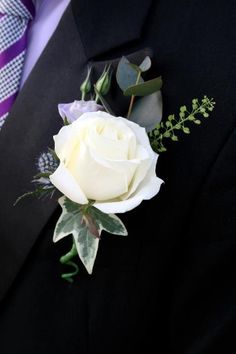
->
<box><xmin>80</xmin><ymin>66</ymin><xmax>92</xmax><ymax>99</ymax></box>
<box><xmin>95</xmin><ymin>65</ymin><xmax>112</xmax><ymax>96</ymax></box>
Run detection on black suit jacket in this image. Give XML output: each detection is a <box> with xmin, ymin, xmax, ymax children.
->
<box><xmin>0</xmin><ymin>1</ymin><xmax>235</xmax><ymax>353</ymax></box>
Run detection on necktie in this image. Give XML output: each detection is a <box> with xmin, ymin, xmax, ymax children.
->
<box><xmin>0</xmin><ymin>0</ymin><xmax>35</xmax><ymax>130</ymax></box>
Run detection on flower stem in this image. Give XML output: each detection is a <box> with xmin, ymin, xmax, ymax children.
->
<box><xmin>95</xmin><ymin>93</ymin><xmax>99</xmax><ymax>103</ymax></box>
<box><xmin>127</xmin><ymin>71</ymin><xmax>141</xmax><ymax>118</ymax></box>
<box><xmin>60</xmin><ymin>242</ymin><xmax>79</xmax><ymax>283</ymax></box>
<box><xmin>61</xmin><ymin>261</ymin><xmax>79</xmax><ymax>283</ymax></box>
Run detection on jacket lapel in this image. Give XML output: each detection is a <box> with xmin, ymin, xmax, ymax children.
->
<box><xmin>71</xmin><ymin>0</ymin><xmax>152</xmax><ymax>59</ymax></box>
<box><xmin>0</xmin><ymin>5</ymin><xmax>88</xmax><ymax>301</ymax></box>
<box><xmin>0</xmin><ymin>1</ymin><xmax>153</xmax><ymax>301</ymax></box>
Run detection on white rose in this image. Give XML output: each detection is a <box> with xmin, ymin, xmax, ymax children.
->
<box><xmin>50</xmin><ymin>111</ymin><xmax>163</xmax><ymax>214</ymax></box>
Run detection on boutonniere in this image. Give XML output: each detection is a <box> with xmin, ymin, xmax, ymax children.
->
<box><xmin>16</xmin><ymin>56</ymin><xmax>215</xmax><ymax>282</ymax></box>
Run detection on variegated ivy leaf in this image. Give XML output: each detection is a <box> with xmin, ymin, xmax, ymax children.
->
<box><xmin>53</xmin><ymin>197</ymin><xmax>128</xmax><ymax>274</ymax></box>
<box><xmin>89</xmin><ymin>207</ymin><xmax>128</xmax><ymax>236</ymax></box>
<box><xmin>53</xmin><ymin>197</ymin><xmax>99</xmax><ymax>274</ymax></box>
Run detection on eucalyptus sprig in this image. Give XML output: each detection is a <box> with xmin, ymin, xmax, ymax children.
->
<box><xmin>149</xmin><ymin>96</ymin><xmax>216</xmax><ymax>153</ymax></box>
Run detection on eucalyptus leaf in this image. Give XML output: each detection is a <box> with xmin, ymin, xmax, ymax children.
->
<box><xmin>139</xmin><ymin>56</ymin><xmax>152</xmax><ymax>72</ymax></box>
<box><xmin>116</xmin><ymin>56</ymin><xmax>143</xmax><ymax>91</ymax></box>
<box><xmin>129</xmin><ymin>63</ymin><xmax>141</xmax><ymax>73</ymax></box>
<box><xmin>129</xmin><ymin>91</ymin><xmax>163</xmax><ymax>132</ymax></box>
<box><xmin>124</xmin><ymin>76</ymin><xmax>163</xmax><ymax>97</ymax></box>
<box><xmin>53</xmin><ymin>197</ymin><xmax>99</xmax><ymax>274</ymax></box>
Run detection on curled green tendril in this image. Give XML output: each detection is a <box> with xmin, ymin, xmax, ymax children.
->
<box><xmin>60</xmin><ymin>243</ymin><xmax>79</xmax><ymax>283</ymax></box>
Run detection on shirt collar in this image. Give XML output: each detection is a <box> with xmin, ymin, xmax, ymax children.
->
<box><xmin>33</xmin><ymin>0</ymin><xmax>44</xmax><ymax>12</ymax></box>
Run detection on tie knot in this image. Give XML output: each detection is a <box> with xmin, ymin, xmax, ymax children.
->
<box><xmin>0</xmin><ymin>0</ymin><xmax>35</xmax><ymax>20</ymax></box>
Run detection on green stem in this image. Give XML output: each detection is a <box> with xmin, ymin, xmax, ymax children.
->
<box><xmin>127</xmin><ymin>71</ymin><xmax>141</xmax><ymax>118</ymax></box>
<box><xmin>60</xmin><ymin>243</ymin><xmax>79</xmax><ymax>283</ymax></box>
<box><xmin>79</xmin><ymin>200</ymin><xmax>94</xmax><ymax>215</ymax></box>
<box><xmin>60</xmin><ymin>243</ymin><xmax>77</xmax><ymax>263</ymax></box>
<box><xmin>61</xmin><ymin>261</ymin><xmax>79</xmax><ymax>283</ymax></box>
<box><xmin>14</xmin><ymin>191</ymin><xmax>35</xmax><ymax>206</ymax></box>
<box><xmin>95</xmin><ymin>93</ymin><xmax>99</xmax><ymax>103</ymax></box>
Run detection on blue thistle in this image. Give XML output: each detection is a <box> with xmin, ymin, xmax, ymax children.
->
<box><xmin>34</xmin><ymin>151</ymin><xmax>59</xmax><ymax>188</ymax></box>
<box><xmin>37</xmin><ymin>151</ymin><xmax>58</xmax><ymax>174</ymax></box>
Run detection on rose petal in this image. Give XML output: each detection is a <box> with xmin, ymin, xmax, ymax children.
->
<box><xmin>49</xmin><ymin>162</ymin><xmax>88</xmax><ymax>205</ymax></box>
<box><xmin>54</xmin><ymin>124</ymin><xmax>79</xmax><ymax>161</ymax></box>
<box><xmin>68</xmin><ymin>142</ymin><xmax>130</xmax><ymax>201</ymax></box>
<box><xmin>86</xmin><ymin>119</ymin><xmax>136</xmax><ymax>160</ymax></box>
<box><xmin>125</xmin><ymin>118</ymin><xmax>155</xmax><ymax>156</ymax></box>
<box><xmin>94</xmin><ymin>155</ymin><xmax>163</xmax><ymax>214</ymax></box>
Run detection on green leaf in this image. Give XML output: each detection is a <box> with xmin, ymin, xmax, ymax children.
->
<box><xmin>14</xmin><ymin>191</ymin><xmax>36</xmax><ymax>206</ymax></box>
<box><xmin>124</xmin><ymin>76</ymin><xmax>163</xmax><ymax>97</ymax></box>
<box><xmin>163</xmin><ymin>131</ymin><xmax>171</xmax><ymax>138</ymax></box>
<box><xmin>89</xmin><ymin>207</ymin><xmax>128</xmax><ymax>236</ymax></box>
<box><xmin>129</xmin><ymin>63</ymin><xmax>141</xmax><ymax>73</ymax></box>
<box><xmin>139</xmin><ymin>56</ymin><xmax>152</xmax><ymax>72</ymax></box>
<box><xmin>165</xmin><ymin>121</ymin><xmax>172</xmax><ymax>128</ymax></box>
<box><xmin>129</xmin><ymin>91</ymin><xmax>163</xmax><ymax>132</ymax></box>
<box><xmin>54</xmin><ymin>197</ymin><xmax>128</xmax><ymax>274</ymax></box>
<box><xmin>54</xmin><ymin>197</ymin><xmax>99</xmax><ymax>274</ymax></box>
<box><xmin>116</xmin><ymin>56</ymin><xmax>143</xmax><ymax>91</ymax></box>
<box><xmin>180</xmin><ymin>106</ymin><xmax>187</xmax><ymax>113</ymax></box>
<box><xmin>168</xmin><ymin>115</ymin><xmax>175</xmax><ymax>121</ymax></box>
<box><xmin>175</xmin><ymin>124</ymin><xmax>181</xmax><ymax>130</ymax></box>
<box><xmin>183</xmin><ymin>127</ymin><xmax>190</xmax><ymax>134</ymax></box>
<box><xmin>34</xmin><ymin>172</ymin><xmax>51</xmax><ymax>179</ymax></box>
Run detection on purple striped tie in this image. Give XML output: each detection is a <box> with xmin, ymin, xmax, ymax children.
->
<box><xmin>0</xmin><ymin>0</ymin><xmax>35</xmax><ymax>130</ymax></box>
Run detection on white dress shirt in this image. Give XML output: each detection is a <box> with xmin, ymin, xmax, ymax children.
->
<box><xmin>20</xmin><ymin>0</ymin><xmax>70</xmax><ymax>88</ymax></box>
